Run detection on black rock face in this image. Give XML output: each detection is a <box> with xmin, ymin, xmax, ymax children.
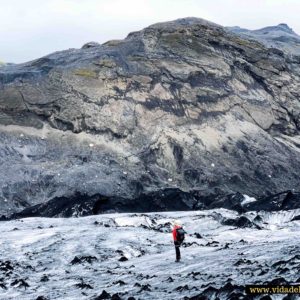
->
<box><xmin>221</xmin><ymin>216</ymin><xmax>261</xmax><ymax>229</ymax></box>
<box><xmin>246</xmin><ymin>191</ymin><xmax>300</xmax><ymax>211</ymax></box>
<box><xmin>5</xmin><ymin>189</ymin><xmax>300</xmax><ymax>219</ymax></box>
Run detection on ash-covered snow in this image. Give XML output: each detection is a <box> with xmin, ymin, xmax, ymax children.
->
<box><xmin>1</xmin><ymin>209</ymin><xmax>300</xmax><ymax>299</ymax></box>
<box><xmin>241</xmin><ymin>195</ymin><xmax>257</xmax><ymax>206</ymax></box>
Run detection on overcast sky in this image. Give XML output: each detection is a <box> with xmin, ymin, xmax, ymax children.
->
<box><xmin>1</xmin><ymin>0</ymin><xmax>300</xmax><ymax>63</ymax></box>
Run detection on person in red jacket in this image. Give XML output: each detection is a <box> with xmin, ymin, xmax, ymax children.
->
<box><xmin>172</xmin><ymin>220</ymin><xmax>185</xmax><ymax>262</ymax></box>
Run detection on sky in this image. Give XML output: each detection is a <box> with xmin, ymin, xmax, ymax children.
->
<box><xmin>0</xmin><ymin>0</ymin><xmax>300</xmax><ymax>63</ymax></box>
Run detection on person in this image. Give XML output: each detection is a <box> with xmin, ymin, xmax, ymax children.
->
<box><xmin>172</xmin><ymin>220</ymin><xmax>185</xmax><ymax>262</ymax></box>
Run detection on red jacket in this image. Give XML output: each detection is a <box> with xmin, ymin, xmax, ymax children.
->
<box><xmin>172</xmin><ymin>225</ymin><xmax>182</xmax><ymax>241</ymax></box>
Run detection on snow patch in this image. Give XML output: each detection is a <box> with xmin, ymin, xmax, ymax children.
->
<box><xmin>241</xmin><ymin>194</ymin><xmax>257</xmax><ymax>205</ymax></box>
<box><xmin>1</xmin><ymin>209</ymin><xmax>300</xmax><ymax>299</ymax></box>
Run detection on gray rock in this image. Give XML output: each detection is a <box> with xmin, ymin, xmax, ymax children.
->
<box><xmin>0</xmin><ymin>17</ymin><xmax>300</xmax><ymax>217</ymax></box>
<box><xmin>227</xmin><ymin>23</ymin><xmax>300</xmax><ymax>55</ymax></box>
<box><xmin>81</xmin><ymin>41</ymin><xmax>101</xmax><ymax>49</ymax></box>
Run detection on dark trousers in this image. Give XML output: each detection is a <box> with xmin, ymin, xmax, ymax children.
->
<box><xmin>174</xmin><ymin>241</ymin><xmax>181</xmax><ymax>261</ymax></box>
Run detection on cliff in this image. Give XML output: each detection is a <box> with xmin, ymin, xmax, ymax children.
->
<box><xmin>1</xmin><ymin>18</ymin><xmax>300</xmax><ymax>217</ymax></box>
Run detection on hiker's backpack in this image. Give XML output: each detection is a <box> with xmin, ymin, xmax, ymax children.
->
<box><xmin>176</xmin><ymin>227</ymin><xmax>185</xmax><ymax>243</ymax></box>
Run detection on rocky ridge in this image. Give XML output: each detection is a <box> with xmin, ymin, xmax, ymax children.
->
<box><xmin>228</xmin><ymin>23</ymin><xmax>300</xmax><ymax>55</ymax></box>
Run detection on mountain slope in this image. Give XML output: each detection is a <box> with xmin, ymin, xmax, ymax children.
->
<box><xmin>228</xmin><ymin>23</ymin><xmax>300</xmax><ymax>55</ymax></box>
<box><xmin>0</xmin><ymin>18</ymin><xmax>300</xmax><ymax>217</ymax></box>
